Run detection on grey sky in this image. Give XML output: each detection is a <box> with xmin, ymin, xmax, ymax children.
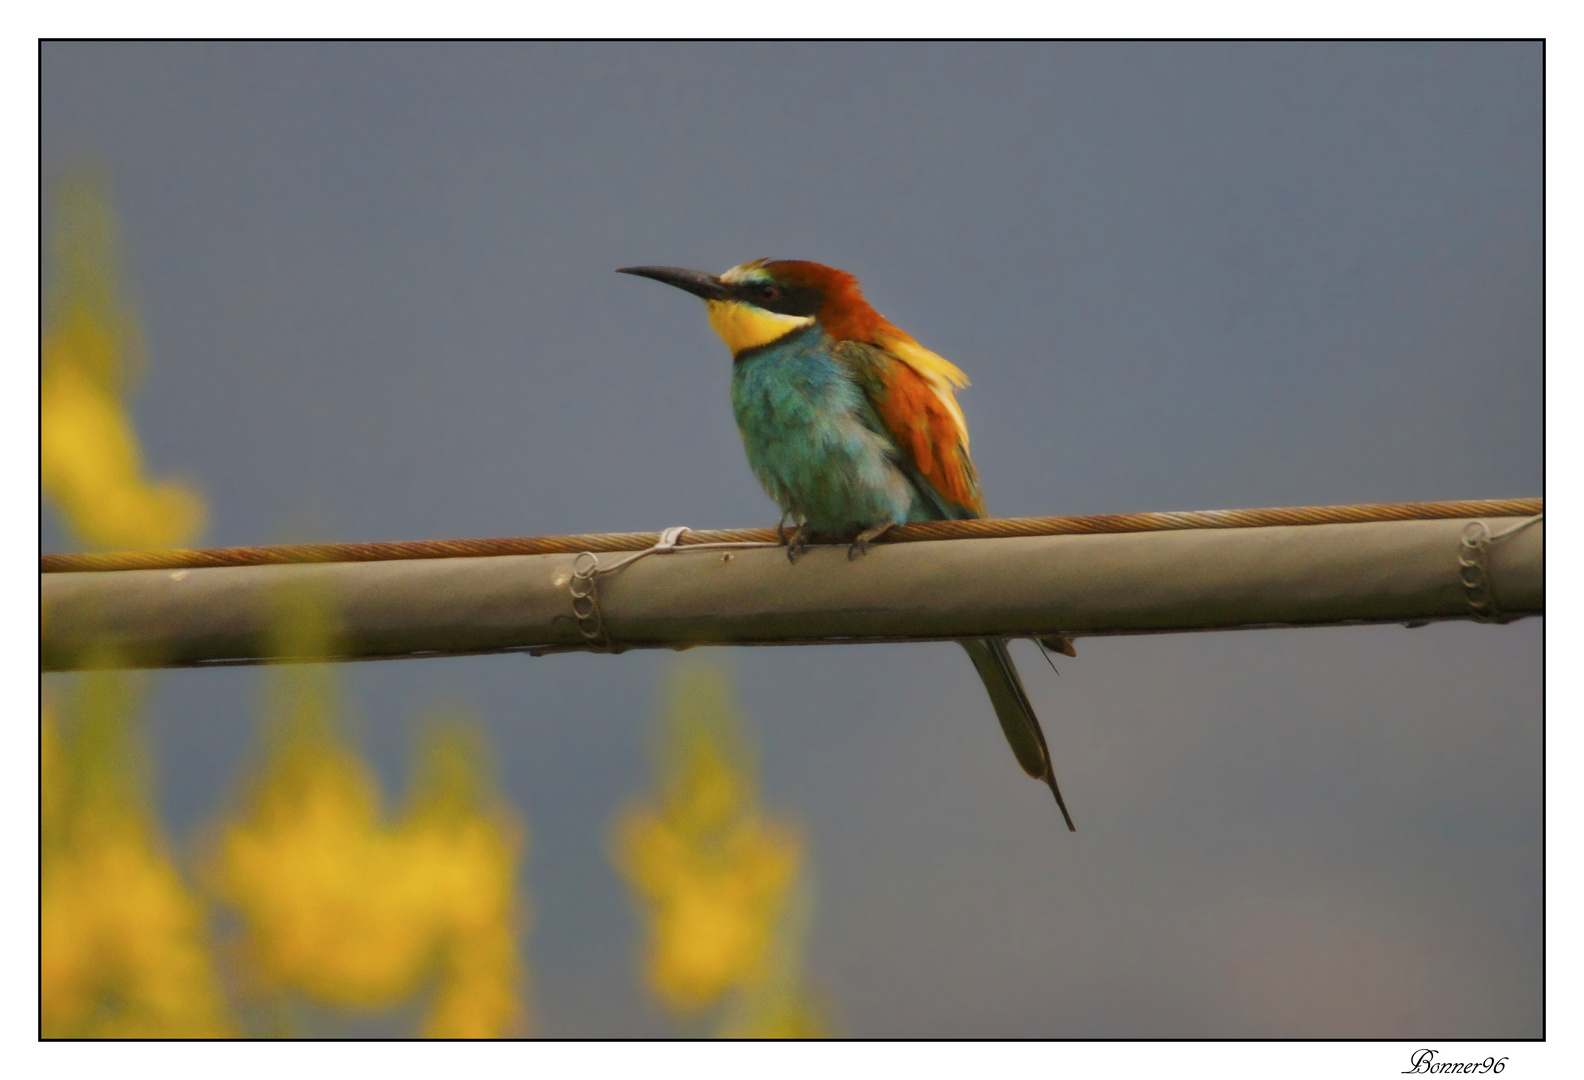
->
<box><xmin>42</xmin><ymin>42</ymin><xmax>1542</xmax><ymax>1037</ymax></box>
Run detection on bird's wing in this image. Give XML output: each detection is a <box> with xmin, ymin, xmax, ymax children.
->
<box><xmin>833</xmin><ymin>337</ymin><xmax>985</xmax><ymax>519</ymax></box>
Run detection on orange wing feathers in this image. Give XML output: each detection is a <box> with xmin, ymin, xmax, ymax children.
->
<box><xmin>870</xmin><ymin>355</ymin><xmax>984</xmax><ymax>516</ymax></box>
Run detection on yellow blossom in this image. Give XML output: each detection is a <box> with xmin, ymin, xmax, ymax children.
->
<box><xmin>40</xmin><ymin>678</ymin><xmax>234</xmax><ymax>1038</ymax></box>
<box><xmin>41</xmin><ymin>169</ymin><xmax>205</xmax><ymax>551</ymax></box>
<box><xmin>39</xmin><ymin>169</ymin><xmax>529</xmax><ymax>1041</ymax></box>
<box><xmin>613</xmin><ymin>665</ymin><xmax>826</xmax><ymax>1035</ymax></box>
<box><xmin>203</xmin><ymin>590</ymin><xmax>530</xmax><ymax>1036</ymax></box>
<box><xmin>40</xmin><ymin>172</ymin><xmax>228</xmax><ymax>1038</ymax></box>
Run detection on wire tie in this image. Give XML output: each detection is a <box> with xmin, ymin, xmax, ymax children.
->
<box><xmin>558</xmin><ymin>526</ymin><xmax>779</xmax><ymax>652</ymax></box>
<box><xmin>1459</xmin><ymin>513</ymin><xmax>1542</xmax><ymax>625</ymax></box>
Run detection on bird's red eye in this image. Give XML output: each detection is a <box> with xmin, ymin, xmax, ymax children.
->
<box><xmin>759</xmin><ymin>285</ymin><xmax>780</xmax><ymax>300</ymax></box>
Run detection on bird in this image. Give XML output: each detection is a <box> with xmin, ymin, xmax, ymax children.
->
<box><xmin>617</xmin><ymin>259</ymin><xmax>1075</xmax><ymax>830</ymax></box>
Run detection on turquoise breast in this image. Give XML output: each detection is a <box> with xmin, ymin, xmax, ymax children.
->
<box><xmin>730</xmin><ymin>328</ymin><xmax>930</xmax><ymax>535</ymax></box>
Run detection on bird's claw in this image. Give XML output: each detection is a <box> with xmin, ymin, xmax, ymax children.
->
<box><xmin>847</xmin><ymin>524</ymin><xmax>893</xmax><ymax>561</ymax></box>
<box><xmin>781</xmin><ymin>523</ymin><xmax>808</xmax><ymax>563</ymax></box>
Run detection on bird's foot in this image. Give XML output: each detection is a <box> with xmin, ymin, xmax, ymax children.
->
<box><xmin>781</xmin><ymin>523</ymin><xmax>809</xmax><ymax>563</ymax></box>
<box><xmin>848</xmin><ymin>523</ymin><xmax>894</xmax><ymax>561</ymax></box>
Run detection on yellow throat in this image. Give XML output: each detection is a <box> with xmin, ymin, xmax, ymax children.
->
<box><xmin>705</xmin><ymin>300</ymin><xmax>815</xmax><ymax>355</ymax></box>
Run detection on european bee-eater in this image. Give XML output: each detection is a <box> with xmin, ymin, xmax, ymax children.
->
<box><xmin>618</xmin><ymin>259</ymin><xmax>1075</xmax><ymax>830</ymax></box>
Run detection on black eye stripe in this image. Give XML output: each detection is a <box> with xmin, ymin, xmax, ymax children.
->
<box><xmin>733</xmin><ymin>281</ymin><xmax>822</xmax><ymax>317</ymax></box>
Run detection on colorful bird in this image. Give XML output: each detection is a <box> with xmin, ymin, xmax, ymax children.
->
<box><xmin>618</xmin><ymin>259</ymin><xmax>1075</xmax><ymax>830</ymax></box>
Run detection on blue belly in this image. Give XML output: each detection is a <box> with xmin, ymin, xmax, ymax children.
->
<box><xmin>730</xmin><ymin>329</ymin><xmax>931</xmax><ymax>535</ymax></box>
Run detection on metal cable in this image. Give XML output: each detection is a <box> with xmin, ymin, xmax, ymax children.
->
<box><xmin>39</xmin><ymin>496</ymin><xmax>1543</xmax><ymax>574</ymax></box>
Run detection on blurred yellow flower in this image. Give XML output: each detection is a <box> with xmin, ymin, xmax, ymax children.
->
<box><xmin>203</xmin><ymin>591</ymin><xmax>529</xmax><ymax>1037</ymax></box>
<box><xmin>716</xmin><ymin>879</ymin><xmax>832</xmax><ymax>1039</ymax></box>
<box><xmin>41</xmin><ymin>169</ymin><xmax>205</xmax><ymax>551</ymax></box>
<box><xmin>613</xmin><ymin>665</ymin><xmax>829</xmax><ymax>1035</ymax></box>
<box><xmin>40</xmin><ymin>677</ymin><xmax>234</xmax><ymax>1038</ymax></box>
<box><xmin>39</xmin><ymin>169</ymin><xmax>530</xmax><ymax>1041</ymax></box>
<box><xmin>39</xmin><ymin>171</ymin><xmax>227</xmax><ymax>1038</ymax></box>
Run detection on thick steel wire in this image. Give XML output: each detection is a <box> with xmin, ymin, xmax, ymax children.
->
<box><xmin>39</xmin><ymin>496</ymin><xmax>1543</xmax><ymax>574</ymax></box>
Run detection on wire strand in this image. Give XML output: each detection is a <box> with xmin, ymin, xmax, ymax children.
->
<box><xmin>40</xmin><ymin>497</ymin><xmax>1543</xmax><ymax>574</ymax></box>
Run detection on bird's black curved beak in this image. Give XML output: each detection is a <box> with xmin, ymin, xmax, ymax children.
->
<box><xmin>616</xmin><ymin>265</ymin><xmax>730</xmax><ymax>301</ymax></box>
